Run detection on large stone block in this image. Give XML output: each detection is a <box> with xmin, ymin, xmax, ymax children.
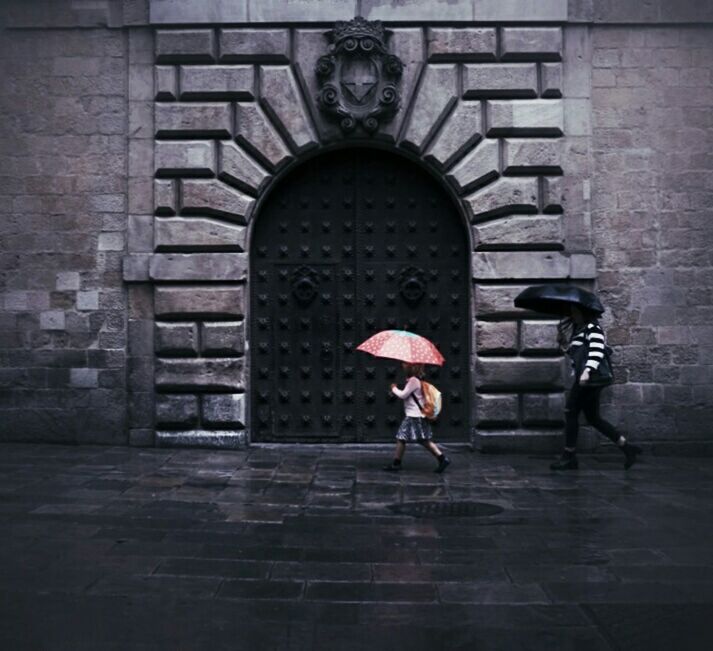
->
<box><xmin>155</xmin><ymin>358</ymin><xmax>245</xmax><ymax>390</ymax></box>
<box><xmin>219</xmin><ymin>29</ymin><xmax>289</xmax><ymax>62</ymax></box>
<box><xmin>155</xmin><ymin>29</ymin><xmax>216</xmax><ymax>63</ymax></box>
<box><xmin>154</xmin><ymin>217</ymin><xmax>246</xmax><ymax>252</ymax></box>
<box><xmin>155</xmin><ymin>65</ymin><xmax>177</xmax><ymax>100</ymax></box>
<box><xmin>486</xmin><ymin>100</ymin><xmax>563</xmax><ymax>136</ymax></box>
<box><xmin>149</xmin><ymin>253</ymin><xmax>248</xmax><ymax>281</ymax></box>
<box><xmin>155</xmin><ymin>141</ymin><xmax>215</xmax><ymax>177</ymax></box>
<box><xmin>503</xmin><ymin>139</ymin><xmax>562</xmax><ymax>175</ymax></box>
<box><xmin>473</xmin><ymin>214</ymin><xmax>564</xmax><ymax>249</ymax></box>
<box><xmin>235</xmin><ymin>102</ymin><xmax>292</xmax><ymax>171</ymax></box>
<box><xmin>501</xmin><ymin>28</ymin><xmax>563</xmax><ymax>61</ymax></box>
<box><xmin>466</xmin><ymin>177</ymin><xmax>538</xmax><ymax>221</ymax></box>
<box><xmin>401</xmin><ymin>64</ymin><xmax>458</xmax><ymax>153</ymax></box>
<box><xmin>475</xmin><ymin>284</ymin><xmax>538</xmax><ymax>318</ymax></box>
<box><xmin>179</xmin><ymin>65</ymin><xmax>255</xmax><ymax>100</ymax></box>
<box><xmin>128</xmin><ymin>215</ymin><xmax>153</xmax><ymax>253</ymax></box>
<box><xmin>362</xmin><ymin>0</ymin><xmax>472</xmax><ymax>20</ymax></box>
<box><xmin>155</xmin><ymin>322</ymin><xmax>198</xmax><ymax>355</ymax></box>
<box><xmin>202</xmin><ymin>393</ymin><xmax>246</xmax><ymax>427</ymax></box>
<box><xmin>463</xmin><ymin>64</ymin><xmax>538</xmax><ymax>99</ymax></box>
<box><xmin>476</xmin><ymin>321</ymin><xmax>518</xmax><ymax>354</ymax></box>
<box><xmin>260</xmin><ymin>66</ymin><xmax>318</xmax><ymax>153</ymax></box>
<box><xmin>475</xmin><ymin>393</ymin><xmax>519</xmax><ymax>427</ymax></box>
<box><xmin>541</xmin><ymin>62</ymin><xmax>563</xmax><ymax>98</ymax></box>
<box><xmin>473</xmin><ymin>252</ymin><xmax>571</xmax><ymax>280</ymax></box>
<box><xmin>155</xmin><ymin>393</ymin><xmax>199</xmax><ymax>427</ymax></box>
<box><xmin>154</xmin><ymin>286</ymin><xmax>245</xmax><ymax>318</ymax></box>
<box><xmin>475</xmin><ymin>357</ymin><xmax>564</xmax><ymax>390</ymax></box>
<box><xmin>522</xmin><ymin>393</ymin><xmax>565</xmax><ymax>426</ymax></box>
<box><xmin>155</xmin><ymin>103</ymin><xmax>232</xmax><ymax>138</ymax></box>
<box><xmin>446</xmin><ymin>138</ymin><xmax>499</xmax><ymax>194</ymax></box>
<box><xmin>426</xmin><ymin>101</ymin><xmax>482</xmax><ymax>170</ymax></box>
<box><xmin>156</xmin><ymin>430</ymin><xmax>247</xmax><ymax>449</ymax></box>
<box><xmin>251</xmin><ymin>0</ymin><xmax>356</xmax><ymax>21</ymax></box>
<box><xmin>202</xmin><ymin>321</ymin><xmax>245</xmax><ymax>356</ymax></box>
<box><xmin>181</xmin><ymin>179</ymin><xmax>254</xmax><ymax>222</ymax></box>
<box><xmin>155</xmin><ymin>179</ymin><xmax>176</xmax><ymax>215</ymax></box>
<box><xmin>427</xmin><ymin>28</ymin><xmax>496</xmax><ymax>61</ymax></box>
<box><xmin>219</xmin><ymin>141</ymin><xmax>270</xmax><ymax>193</ymax></box>
<box><xmin>520</xmin><ymin>320</ymin><xmax>560</xmax><ymax>354</ymax></box>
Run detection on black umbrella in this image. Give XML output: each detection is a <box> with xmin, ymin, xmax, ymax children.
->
<box><xmin>514</xmin><ymin>284</ymin><xmax>604</xmax><ymax>316</ymax></box>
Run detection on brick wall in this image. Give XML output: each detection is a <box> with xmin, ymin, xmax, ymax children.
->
<box><xmin>0</xmin><ymin>28</ymin><xmax>129</xmax><ymax>443</ymax></box>
<box><xmin>591</xmin><ymin>26</ymin><xmax>713</xmax><ymax>450</ymax></box>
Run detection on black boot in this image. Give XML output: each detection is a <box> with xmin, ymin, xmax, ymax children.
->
<box><xmin>434</xmin><ymin>455</ymin><xmax>450</xmax><ymax>474</ymax></box>
<box><xmin>383</xmin><ymin>460</ymin><xmax>402</xmax><ymax>472</ymax></box>
<box><xmin>550</xmin><ymin>450</ymin><xmax>578</xmax><ymax>471</ymax></box>
<box><xmin>622</xmin><ymin>443</ymin><xmax>642</xmax><ymax>469</ymax></box>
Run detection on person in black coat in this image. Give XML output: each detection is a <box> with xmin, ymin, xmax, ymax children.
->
<box><xmin>551</xmin><ymin>305</ymin><xmax>641</xmax><ymax>470</ymax></box>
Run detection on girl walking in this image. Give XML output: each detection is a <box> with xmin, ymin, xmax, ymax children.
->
<box><xmin>551</xmin><ymin>305</ymin><xmax>641</xmax><ymax>470</ymax></box>
<box><xmin>383</xmin><ymin>362</ymin><xmax>450</xmax><ymax>473</ymax></box>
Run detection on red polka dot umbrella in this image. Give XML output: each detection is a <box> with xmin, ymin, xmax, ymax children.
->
<box><xmin>356</xmin><ymin>330</ymin><xmax>445</xmax><ymax>366</ymax></box>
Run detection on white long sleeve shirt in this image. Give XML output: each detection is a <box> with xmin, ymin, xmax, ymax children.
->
<box><xmin>392</xmin><ymin>376</ymin><xmax>425</xmax><ymax>418</ymax></box>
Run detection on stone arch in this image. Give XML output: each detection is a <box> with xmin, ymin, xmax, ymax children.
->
<box><xmin>126</xmin><ymin>23</ymin><xmax>596</xmax><ymax>449</ymax></box>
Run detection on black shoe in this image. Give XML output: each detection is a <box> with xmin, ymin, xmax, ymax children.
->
<box><xmin>550</xmin><ymin>453</ymin><xmax>578</xmax><ymax>471</ymax></box>
<box><xmin>383</xmin><ymin>462</ymin><xmax>402</xmax><ymax>472</ymax></box>
<box><xmin>623</xmin><ymin>444</ymin><xmax>642</xmax><ymax>469</ymax></box>
<box><xmin>434</xmin><ymin>456</ymin><xmax>450</xmax><ymax>474</ymax></box>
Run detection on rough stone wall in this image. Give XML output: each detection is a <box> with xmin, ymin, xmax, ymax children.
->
<box><xmin>591</xmin><ymin>26</ymin><xmax>713</xmax><ymax>451</ymax></box>
<box><xmin>0</xmin><ymin>27</ymin><xmax>129</xmax><ymax>443</ymax></box>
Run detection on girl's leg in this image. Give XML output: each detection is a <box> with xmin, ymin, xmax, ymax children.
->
<box><xmin>419</xmin><ymin>440</ymin><xmax>441</xmax><ymax>457</ymax></box>
<box><xmin>394</xmin><ymin>440</ymin><xmax>406</xmax><ymax>460</ymax></box>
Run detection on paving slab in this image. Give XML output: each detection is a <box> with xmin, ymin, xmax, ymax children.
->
<box><xmin>1</xmin><ymin>443</ymin><xmax>713</xmax><ymax>649</ymax></box>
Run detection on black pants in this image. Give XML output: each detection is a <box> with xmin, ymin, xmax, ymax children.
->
<box><xmin>565</xmin><ymin>383</ymin><xmax>620</xmax><ymax>449</ymax></box>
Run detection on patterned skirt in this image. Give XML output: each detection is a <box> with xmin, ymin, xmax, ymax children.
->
<box><xmin>396</xmin><ymin>416</ymin><xmax>433</xmax><ymax>442</ymax></box>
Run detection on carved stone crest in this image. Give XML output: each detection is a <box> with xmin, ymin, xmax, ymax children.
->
<box><xmin>315</xmin><ymin>17</ymin><xmax>404</xmax><ymax>134</ymax></box>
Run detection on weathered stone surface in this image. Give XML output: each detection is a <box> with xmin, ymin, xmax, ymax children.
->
<box><xmin>541</xmin><ymin>62</ymin><xmax>563</xmax><ymax>98</ymax></box>
<box><xmin>473</xmin><ymin>215</ymin><xmax>564</xmax><ymax>249</ymax></box>
<box><xmin>486</xmin><ymin>100</ymin><xmax>564</xmax><ymax>136</ymax></box>
<box><xmin>463</xmin><ymin>64</ymin><xmax>538</xmax><ymax>98</ymax></box>
<box><xmin>128</xmin><ymin>215</ymin><xmax>153</xmax><ymax>253</ymax></box>
<box><xmin>522</xmin><ymin>393</ymin><xmax>565</xmax><ymax>425</ymax></box>
<box><xmin>475</xmin><ymin>429</ymin><xmax>561</xmax><ymax>453</ymax></box>
<box><xmin>154</xmin><ymin>65</ymin><xmax>177</xmax><ymax>100</ymax></box>
<box><xmin>475</xmin><ymin>358</ymin><xmax>564</xmax><ymax>390</ymax></box>
<box><xmin>154</xmin><ymin>286</ymin><xmax>245</xmax><ymax>318</ymax></box>
<box><xmin>427</xmin><ymin>28</ymin><xmax>496</xmax><ymax>61</ymax></box>
<box><xmin>235</xmin><ymin>102</ymin><xmax>292</xmax><ymax>171</ymax></box>
<box><xmin>475</xmin><ymin>284</ymin><xmax>539</xmax><ymax>318</ymax></box>
<box><xmin>501</xmin><ymin>27</ymin><xmax>563</xmax><ymax>61</ymax></box>
<box><xmin>155</xmin><ymin>141</ymin><xmax>215</xmax><ymax>177</ymax></box>
<box><xmin>475</xmin><ymin>393</ymin><xmax>519</xmax><ymax>427</ymax></box>
<box><xmin>219</xmin><ymin>29</ymin><xmax>289</xmax><ymax>62</ymax></box>
<box><xmin>129</xmin><ymin>428</ymin><xmax>154</xmax><ymax>447</ymax></box>
<box><xmin>155</xmin><ymin>358</ymin><xmax>245</xmax><ymax>390</ymax></box>
<box><xmin>155</xmin><ymin>393</ymin><xmax>199</xmax><ymax>427</ymax></box>
<box><xmin>122</xmin><ymin>254</ymin><xmax>151</xmax><ymax>282</ymax></box>
<box><xmin>251</xmin><ymin>0</ymin><xmax>355</xmax><ymax>21</ymax></box>
<box><xmin>219</xmin><ymin>141</ymin><xmax>270</xmax><ymax>193</ymax></box>
<box><xmin>465</xmin><ymin>177</ymin><xmax>538</xmax><ymax>221</ymax></box>
<box><xmin>503</xmin><ymin>139</ymin><xmax>562</xmax><ymax>175</ymax></box>
<box><xmin>401</xmin><ymin>64</ymin><xmax>458</xmax><ymax>153</ymax></box>
<box><xmin>154</xmin><ymin>179</ymin><xmax>176</xmax><ymax>215</ymax></box>
<box><xmin>260</xmin><ymin>66</ymin><xmax>318</xmax><ymax>153</ymax></box>
<box><xmin>520</xmin><ymin>320</ymin><xmax>560</xmax><ymax>354</ymax></box>
<box><xmin>202</xmin><ymin>321</ymin><xmax>245</xmax><ymax>356</ymax></box>
<box><xmin>179</xmin><ymin>65</ymin><xmax>254</xmax><ymax>100</ymax></box>
<box><xmin>446</xmin><ymin>138</ymin><xmax>499</xmax><ymax>194</ymax></box>
<box><xmin>476</xmin><ymin>321</ymin><xmax>518</xmax><ymax>354</ymax></box>
<box><xmin>156</xmin><ymin>430</ymin><xmax>247</xmax><ymax>448</ymax></box>
<box><xmin>181</xmin><ymin>179</ymin><xmax>254</xmax><ymax>222</ymax></box>
<box><xmin>154</xmin><ymin>217</ymin><xmax>246</xmax><ymax>252</ymax></box>
<box><xmin>542</xmin><ymin>176</ymin><xmax>564</xmax><ymax>213</ymax></box>
<box><xmin>362</xmin><ymin>0</ymin><xmax>472</xmax><ymax>20</ymax></box>
<box><xmin>473</xmin><ymin>252</ymin><xmax>571</xmax><ymax>280</ymax></box>
<box><xmin>155</xmin><ymin>103</ymin><xmax>232</xmax><ymax>138</ymax></box>
<box><xmin>155</xmin><ymin>29</ymin><xmax>216</xmax><ymax>63</ymax></box>
<box><xmin>149</xmin><ymin>253</ymin><xmax>247</xmax><ymax>281</ymax></box>
<box><xmin>426</xmin><ymin>101</ymin><xmax>482</xmax><ymax>170</ymax></box>
<box><xmin>56</xmin><ymin>272</ymin><xmax>80</xmax><ymax>291</ymax></box>
<box><xmin>155</xmin><ymin>322</ymin><xmax>198</xmax><ymax>355</ymax></box>
<box><xmin>202</xmin><ymin>393</ymin><xmax>246</xmax><ymax>427</ymax></box>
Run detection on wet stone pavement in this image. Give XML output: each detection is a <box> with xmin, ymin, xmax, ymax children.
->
<box><xmin>1</xmin><ymin>443</ymin><xmax>713</xmax><ymax>650</ymax></box>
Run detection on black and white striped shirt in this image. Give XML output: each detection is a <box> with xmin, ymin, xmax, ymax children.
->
<box><xmin>567</xmin><ymin>321</ymin><xmax>606</xmax><ymax>371</ymax></box>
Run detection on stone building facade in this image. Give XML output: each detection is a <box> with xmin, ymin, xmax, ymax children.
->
<box><xmin>1</xmin><ymin>0</ymin><xmax>712</xmax><ymax>453</ymax></box>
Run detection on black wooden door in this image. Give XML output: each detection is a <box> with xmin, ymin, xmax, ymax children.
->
<box><xmin>251</xmin><ymin>148</ymin><xmax>469</xmax><ymax>442</ymax></box>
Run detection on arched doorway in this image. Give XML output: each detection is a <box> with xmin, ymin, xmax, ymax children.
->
<box><xmin>250</xmin><ymin>148</ymin><xmax>470</xmax><ymax>442</ymax></box>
